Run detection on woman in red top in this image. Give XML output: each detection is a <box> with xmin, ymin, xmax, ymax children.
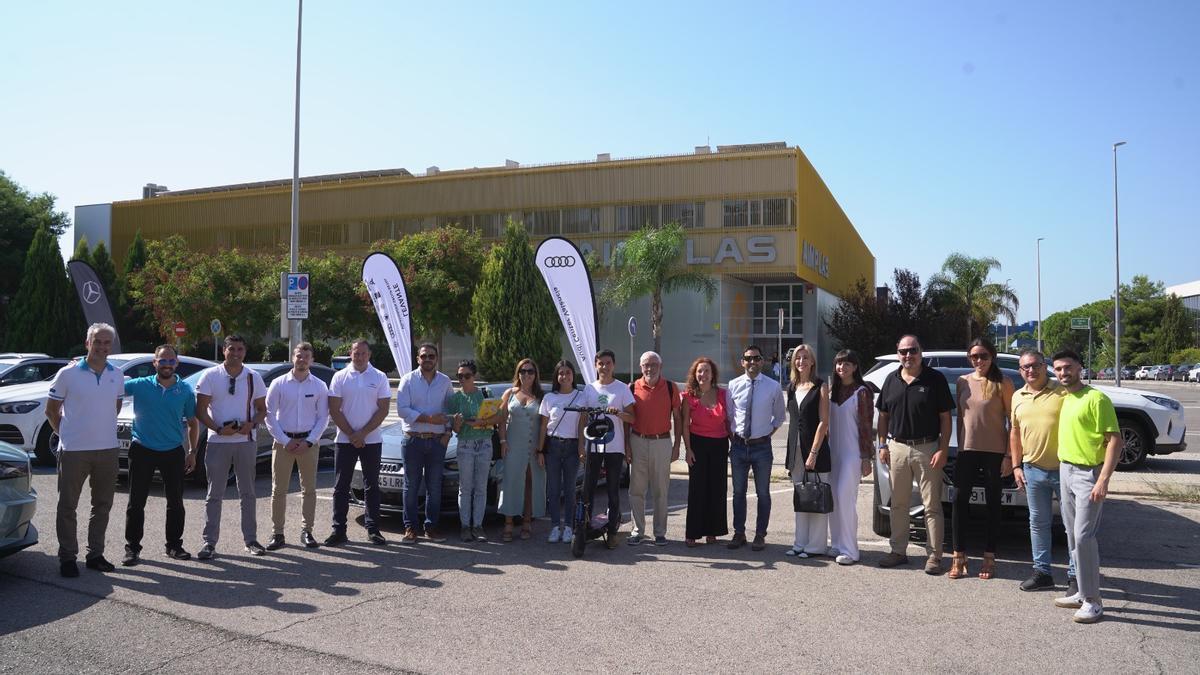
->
<box><xmin>681</xmin><ymin>356</ymin><xmax>730</xmax><ymax>547</ymax></box>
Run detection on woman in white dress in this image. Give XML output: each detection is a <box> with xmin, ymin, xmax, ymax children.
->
<box><xmin>827</xmin><ymin>349</ymin><xmax>875</xmax><ymax>565</ymax></box>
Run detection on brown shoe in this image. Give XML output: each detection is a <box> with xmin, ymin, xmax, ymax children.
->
<box><xmin>400</xmin><ymin>528</ymin><xmax>418</xmax><ymax>544</ymax></box>
<box><xmin>751</xmin><ymin>535</ymin><xmax>766</xmax><ymax>551</ymax></box>
<box><xmin>878</xmin><ymin>552</ymin><xmax>909</xmax><ymax>568</ymax></box>
<box><xmin>726</xmin><ymin>533</ymin><xmax>748</xmax><ymax>550</ymax></box>
<box><xmin>424</xmin><ymin>528</ymin><xmax>447</xmax><ymax>543</ymax></box>
<box><xmin>924</xmin><ymin>555</ymin><xmax>944</xmax><ymax>575</ymax></box>
<box><xmin>606</xmin><ymin>531</ymin><xmax>622</xmax><ymax>549</ymax></box>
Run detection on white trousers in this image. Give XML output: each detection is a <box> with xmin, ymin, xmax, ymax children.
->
<box><xmin>792</xmin><ymin>470</ymin><xmax>830</xmax><ymax>554</ymax></box>
<box><xmin>828</xmin><ymin>456</ymin><xmax>861</xmax><ymax>560</ymax></box>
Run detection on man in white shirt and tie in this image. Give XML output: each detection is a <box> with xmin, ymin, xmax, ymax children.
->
<box><xmin>725</xmin><ymin>344</ymin><xmax>786</xmax><ymax>551</ymax></box>
<box><xmin>264</xmin><ymin>342</ymin><xmax>330</xmax><ymax>550</ymax></box>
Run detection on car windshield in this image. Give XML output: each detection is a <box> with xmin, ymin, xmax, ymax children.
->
<box><xmin>106</xmin><ymin>357</ymin><xmax>131</xmax><ymax>369</ymax></box>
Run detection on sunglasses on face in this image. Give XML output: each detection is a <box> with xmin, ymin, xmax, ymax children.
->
<box><xmin>742</xmin><ymin>355</ymin><xmax>762</xmax><ymax>362</ymax></box>
<box><xmin>519</xmin><ymin>368</ymin><xmax>536</xmax><ymax>375</ymax></box>
<box><xmin>157</xmin><ymin>358</ymin><xmax>178</xmax><ymax>366</ymax></box>
<box><xmin>969</xmin><ymin>353</ymin><xmax>991</xmax><ymax>361</ymax></box>
<box><xmin>897</xmin><ymin>348</ymin><xmax>919</xmax><ymax>356</ymax></box>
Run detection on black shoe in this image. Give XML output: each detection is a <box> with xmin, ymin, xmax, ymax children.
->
<box><xmin>324</xmin><ymin>531</ymin><xmax>349</xmax><ymax>546</ymax></box>
<box><xmin>301</xmin><ymin>530</ymin><xmax>320</xmax><ymax>548</ymax></box>
<box><xmin>165</xmin><ymin>546</ymin><xmax>191</xmax><ymax>561</ymax></box>
<box><xmin>1020</xmin><ymin>572</ymin><xmax>1055</xmax><ymax>592</ymax></box>
<box><xmin>727</xmin><ymin>534</ymin><xmax>748</xmax><ymax>550</ymax></box>
<box><xmin>122</xmin><ymin>550</ymin><xmax>141</xmax><ymax>567</ymax></box>
<box><xmin>1067</xmin><ymin>577</ymin><xmax>1078</xmax><ymax>597</ymax></box>
<box><xmin>244</xmin><ymin>541</ymin><xmax>266</xmax><ymax>556</ymax></box>
<box><xmin>60</xmin><ymin>560</ymin><xmax>80</xmax><ymax>578</ymax></box>
<box><xmin>85</xmin><ymin>556</ymin><xmax>116</xmax><ymax>572</ymax></box>
<box><xmin>367</xmin><ymin>531</ymin><xmax>387</xmax><ymax>546</ymax></box>
<box><xmin>265</xmin><ymin>534</ymin><xmax>286</xmax><ymax>551</ymax></box>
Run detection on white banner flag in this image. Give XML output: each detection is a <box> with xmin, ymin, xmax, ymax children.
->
<box><xmin>535</xmin><ymin>237</ymin><xmax>599</xmax><ymax>384</ymax></box>
<box><xmin>361</xmin><ymin>252</ymin><xmax>413</xmax><ymax>374</ymax></box>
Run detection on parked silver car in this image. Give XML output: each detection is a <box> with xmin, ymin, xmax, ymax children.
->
<box><xmin>0</xmin><ymin>439</ymin><xmax>38</xmax><ymax>558</ymax></box>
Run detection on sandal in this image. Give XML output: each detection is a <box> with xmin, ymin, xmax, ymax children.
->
<box><xmin>705</xmin><ymin>536</ymin><xmax>718</xmax><ymax>544</ymax></box>
<box><xmin>502</xmin><ymin>524</ymin><xmax>514</xmax><ymax>542</ymax></box>
<box><xmin>685</xmin><ymin>538</ymin><xmax>699</xmax><ymax>548</ymax></box>
<box><xmin>947</xmin><ymin>553</ymin><xmax>968</xmax><ymax>579</ymax></box>
<box><xmin>979</xmin><ymin>553</ymin><xmax>996</xmax><ymax>580</ymax></box>
<box><xmin>520</xmin><ymin>524</ymin><xmax>532</xmax><ymax>540</ymax></box>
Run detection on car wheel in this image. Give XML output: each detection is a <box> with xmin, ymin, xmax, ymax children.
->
<box><xmin>1116</xmin><ymin>417</ymin><xmax>1149</xmax><ymax>471</ymax></box>
<box><xmin>872</xmin><ymin>472</ymin><xmax>891</xmax><ymax>537</ymax></box>
<box><xmin>33</xmin><ymin>424</ymin><xmax>57</xmax><ymax>466</ymax></box>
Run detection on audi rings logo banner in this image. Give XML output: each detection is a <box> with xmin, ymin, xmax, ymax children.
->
<box><xmin>535</xmin><ymin>237</ymin><xmax>599</xmax><ymax>384</ymax></box>
<box><xmin>361</xmin><ymin>252</ymin><xmax>414</xmax><ymax>374</ymax></box>
<box><xmin>68</xmin><ymin>259</ymin><xmax>123</xmax><ymax>352</ymax></box>
<box><xmin>542</xmin><ymin>255</ymin><xmax>577</xmax><ymax>268</ymax></box>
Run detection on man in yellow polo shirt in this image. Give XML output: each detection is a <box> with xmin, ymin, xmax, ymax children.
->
<box><xmin>1050</xmin><ymin>349</ymin><xmax>1121</xmax><ymax>624</ymax></box>
<box><xmin>1010</xmin><ymin>349</ymin><xmax>1076</xmax><ymax>594</ymax></box>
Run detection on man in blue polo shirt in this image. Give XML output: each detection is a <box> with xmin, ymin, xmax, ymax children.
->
<box><xmin>121</xmin><ymin>344</ymin><xmax>200</xmax><ymax>566</ymax></box>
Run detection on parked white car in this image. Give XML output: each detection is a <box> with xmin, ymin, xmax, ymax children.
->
<box><xmin>0</xmin><ymin>354</ymin><xmax>216</xmax><ymax>465</ymax></box>
<box><xmin>1134</xmin><ymin>366</ymin><xmax>1152</xmax><ymax>380</ymax></box>
<box><xmin>1189</xmin><ymin>364</ymin><xmax>1200</xmax><ymax>383</ymax></box>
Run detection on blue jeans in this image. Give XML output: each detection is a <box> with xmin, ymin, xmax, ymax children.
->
<box><xmin>545</xmin><ymin>437</ymin><xmax>581</xmax><ymax>527</ymax></box>
<box><xmin>402</xmin><ymin>436</ymin><xmax>446</xmax><ymax>531</ymax></box>
<box><xmin>456</xmin><ymin>437</ymin><xmax>491</xmax><ymax>528</ymax></box>
<box><xmin>1024</xmin><ymin>463</ymin><xmax>1075</xmax><ymax>578</ymax></box>
<box><xmin>730</xmin><ymin>438</ymin><xmax>773</xmax><ymax>537</ymax></box>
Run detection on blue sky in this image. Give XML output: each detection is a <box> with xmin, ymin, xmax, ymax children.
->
<box><xmin>2</xmin><ymin>1</ymin><xmax>1196</xmax><ymax>322</ymax></box>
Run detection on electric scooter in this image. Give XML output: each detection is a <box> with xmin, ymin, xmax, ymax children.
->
<box><xmin>565</xmin><ymin>405</ymin><xmax>616</xmax><ymax>558</ymax></box>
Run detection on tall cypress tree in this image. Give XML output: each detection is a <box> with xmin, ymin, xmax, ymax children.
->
<box><xmin>71</xmin><ymin>235</ymin><xmax>92</xmax><ymax>263</ymax></box>
<box><xmin>469</xmin><ymin>220</ymin><xmax>561</xmax><ymax>381</ymax></box>
<box><xmin>7</xmin><ymin>223</ymin><xmax>82</xmax><ymax>355</ymax></box>
<box><xmin>118</xmin><ymin>230</ymin><xmax>154</xmax><ymax>346</ymax></box>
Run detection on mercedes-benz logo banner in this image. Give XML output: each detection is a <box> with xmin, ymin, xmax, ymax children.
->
<box><xmin>67</xmin><ymin>259</ymin><xmax>123</xmax><ymax>353</ymax></box>
<box><xmin>534</xmin><ymin>237</ymin><xmax>598</xmax><ymax>384</ymax></box>
<box><xmin>361</xmin><ymin>252</ymin><xmax>413</xmax><ymax>374</ymax></box>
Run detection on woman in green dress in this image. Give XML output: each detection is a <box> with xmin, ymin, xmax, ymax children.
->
<box><xmin>497</xmin><ymin>358</ymin><xmax>547</xmax><ymax>541</ymax></box>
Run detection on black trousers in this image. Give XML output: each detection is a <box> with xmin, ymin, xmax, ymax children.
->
<box><xmin>951</xmin><ymin>450</ymin><xmax>1003</xmax><ymax>554</ymax></box>
<box><xmin>686</xmin><ymin>433</ymin><xmax>730</xmax><ymax>540</ymax></box>
<box><xmin>332</xmin><ymin>442</ymin><xmax>382</xmax><ymax>533</ymax></box>
<box><xmin>584</xmin><ymin>452</ymin><xmax>624</xmax><ymax>535</ymax></box>
<box><xmin>125</xmin><ymin>443</ymin><xmax>186</xmax><ymax>552</ymax></box>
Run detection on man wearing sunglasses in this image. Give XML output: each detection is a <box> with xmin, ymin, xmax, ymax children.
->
<box><xmin>194</xmin><ymin>334</ymin><xmax>268</xmax><ymax>559</ymax></box>
<box><xmin>120</xmin><ymin>344</ymin><xmax>200</xmax><ymax>566</ymax></box>
<box><xmin>395</xmin><ymin>342</ymin><xmax>454</xmax><ymax>544</ymax></box>
<box><xmin>725</xmin><ymin>344</ymin><xmax>785</xmax><ymax>551</ymax></box>
<box><xmin>875</xmin><ymin>335</ymin><xmax>954</xmax><ymax>573</ymax></box>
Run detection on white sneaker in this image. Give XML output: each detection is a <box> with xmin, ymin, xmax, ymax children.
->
<box><xmin>561</xmin><ymin>527</ymin><xmax>574</xmax><ymax>543</ymax></box>
<box><xmin>1073</xmin><ymin>600</ymin><xmax>1104</xmax><ymax>623</ymax></box>
<box><xmin>1054</xmin><ymin>593</ymin><xmax>1084</xmax><ymax>609</ymax></box>
<box><xmin>835</xmin><ymin>554</ymin><xmax>856</xmax><ymax>566</ymax></box>
<box><xmin>547</xmin><ymin>526</ymin><xmax>561</xmax><ymax>543</ymax></box>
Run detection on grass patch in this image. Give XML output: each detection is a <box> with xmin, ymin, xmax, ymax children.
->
<box><xmin>1147</xmin><ymin>482</ymin><xmax>1200</xmax><ymax>504</ymax></box>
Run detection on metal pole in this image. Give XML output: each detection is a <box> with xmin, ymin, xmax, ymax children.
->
<box><xmin>1004</xmin><ymin>278</ymin><xmax>1011</xmax><ymax>352</ymax></box>
<box><xmin>1088</xmin><ymin>324</ymin><xmax>1093</xmax><ymax>382</ymax></box>
<box><xmin>1036</xmin><ymin>238</ymin><xmax>1044</xmax><ymax>352</ymax></box>
<box><xmin>288</xmin><ymin>0</ymin><xmax>304</xmax><ymax>353</ymax></box>
<box><xmin>1113</xmin><ymin>141</ymin><xmax>1126</xmax><ymax>386</ymax></box>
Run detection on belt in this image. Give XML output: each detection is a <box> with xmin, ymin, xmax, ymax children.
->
<box><xmin>891</xmin><ymin>435</ymin><xmax>938</xmax><ymax>446</ymax></box>
<box><xmin>406</xmin><ymin>432</ymin><xmax>439</xmax><ymax>439</ymax></box>
<box><xmin>548</xmin><ymin>435</ymin><xmax>577</xmax><ymax>442</ymax></box>
<box><xmin>284</xmin><ymin>431</ymin><xmax>310</xmax><ymax>440</ymax></box>
<box><xmin>631</xmin><ymin>430</ymin><xmax>671</xmax><ymax>440</ymax></box>
<box><xmin>732</xmin><ymin>434</ymin><xmax>771</xmax><ymax>445</ymax></box>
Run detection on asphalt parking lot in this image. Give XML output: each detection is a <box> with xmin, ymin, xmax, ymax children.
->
<box><xmin>2</xmin><ymin>379</ymin><xmax>1199</xmax><ymax>673</ymax></box>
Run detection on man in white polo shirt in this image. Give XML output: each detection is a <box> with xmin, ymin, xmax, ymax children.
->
<box><xmin>325</xmin><ymin>339</ymin><xmax>391</xmax><ymax>546</ymax></box>
<box><xmin>194</xmin><ymin>334</ymin><xmax>268</xmax><ymax>559</ymax></box>
<box><xmin>264</xmin><ymin>341</ymin><xmax>330</xmax><ymax>550</ymax></box>
<box><xmin>45</xmin><ymin>323</ymin><xmax>125</xmax><ymax>578</ymax></box>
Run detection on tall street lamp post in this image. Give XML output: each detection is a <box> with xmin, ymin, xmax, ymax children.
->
<box><xmin>288</xmin><ymin>0</ymin><xmax>304</xmax><ymax>352</ymax></box>
<box><xmin>1113</xmin><ymin>141</ymin><xmax>1126</xmax><ymax>386</ymax></box>
<box><xmin>1036</xmin><ymin>238</ymin><xmax>1044</xmax><ymax>352</ymax></box>
<box><xmin>1005</xmin><ymin>277</ymin><xmax>1012</xmax><ymax>351</ymax></box>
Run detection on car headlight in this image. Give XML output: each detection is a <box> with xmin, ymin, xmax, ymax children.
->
<box><xmin>445</xmin><ymin>460</ymin><xmax>459</xmax><ymax>471</ymax></box>
<box><xmin>1143</xmin><ymin>395</ymin><xmax>1182</xmax><ymax>411</ymax></box>
<box><xmin>0</xmin><ymin>400</ymin><xmax>41</xmax><ymax>415</ymax></box>
<box><xmin>0</xmin><ymin>457</ymin><xmax>31</xmax><ymax>480</ymax></box>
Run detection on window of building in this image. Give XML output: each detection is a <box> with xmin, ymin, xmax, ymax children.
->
<box><xmin>616</xmin><ymin>204</ymin><xmax>660</xmax><ymax>232</ymax></box>
<box><xmin>562</xmin><ymin>207</ymin><xmax>600</xmax><ymax>234</ymax></box>
<box><xmin>723</xmin><ymin>200</ymin><xmax>748</xmax><ymax>228</ymax></box>
<box><xmin>521</xmin><ymin>209</ymin><xmax>561</xmax><ymax>236</ymax></box>
<box><xmin>763</xmin><ymin>198</ymin><xmax>791</xmax><ymax>227</ymax></box>
<box><xmin>751</xmin><ymin>283</ymin><xmax>805</xmax><ymax>336</ymax></box>
<box><xmin>724</xmin><ymin>197</ymin><xmax>791</xmax><ymax>228</ymax></box>
<box><xmin>662</xmin><ymin>202</ymin><xmax>704</xmax><ymax>229</ymax></box>
<box><xmin>365</xmin><ymin>221</ymin><xmax>393</xmax><ymax>244</ymax></box>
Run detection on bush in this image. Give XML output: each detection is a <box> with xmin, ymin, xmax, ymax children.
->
<box><xmin>259</xmin><ymin>339</ymin><xmax>333</xmax><ymax>366</ymax></box>
<box><xmin>1170</xmin><ymin>347</ymin><xmax>1200</xmax><ymax>365</ymax></box>
<box><xmin>262</xmin><ymin>340</ymin><xmax>289</xmax><ymax>362</ymax></box>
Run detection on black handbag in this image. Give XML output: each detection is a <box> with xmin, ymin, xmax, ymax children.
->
<box><xmin>792</xmin><ymin>469</ymin><xmax>834</xmax><ymax>514</ymax></box>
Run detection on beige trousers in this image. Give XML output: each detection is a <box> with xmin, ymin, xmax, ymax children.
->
<box><xmin>629</xmin><ymin>434</ymin><xmax>673</xmax><ymax>538</ymax></box>
<box><xmin>887</xmin><ymin>440</ymin><xmax>944</xmax><ymax>557</ymax></box>
<box><xmin>271</xmin><ymin>441</ymin><xmax>319</xmax><ymax>535</ymax></box>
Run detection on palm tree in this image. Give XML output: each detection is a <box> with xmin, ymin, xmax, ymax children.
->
<box><xmin>927</xmin><ymin>253</ymin><xmax>1018</xmax><ymax>340</ymax></box>
<box><xmin>600</xmin><ymin>222</ymin><xmax>717</xmax><ymax>354</ymax></box>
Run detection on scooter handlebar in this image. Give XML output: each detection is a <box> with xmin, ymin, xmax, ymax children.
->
<box><xmin>564</xmin><ymin>406</ymin><xmax>609</xmax><ymax>414</ymax></box>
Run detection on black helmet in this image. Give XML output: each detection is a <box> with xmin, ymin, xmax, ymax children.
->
<box><xmin>583</xmin><ymin>415</ymin><xmax>615</xmax><ymax>444</ymax></box>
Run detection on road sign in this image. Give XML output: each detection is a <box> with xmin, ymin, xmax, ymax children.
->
<box><xmin>1070</xmin><ymin>317</ymin><xmax>1091</xmax><ymax>330</ymax></box>
<box><xmin>286</xmin><ymin>272</ymin><xmax>310</xmax><ymax>320</ymax></box>
<box><xmin>210</xmin><ymin>319</ymin><xmax>222</xmax><ymax>335</ymax></box>
<box><xmin>627</xmin><ymin>316</ymin><xmax>637</xmax><ymax>338</ymax></box>
<box><xmin>173</xmin><ymin>321</ymin><xmax>186</xmax><ymax>337</ymax></box>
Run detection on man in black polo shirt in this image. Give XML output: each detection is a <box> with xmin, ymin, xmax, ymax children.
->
<box><xmin>876</xmin><ymin>335</ymin><xmax>954</xmax><ymax>574</ymax></box>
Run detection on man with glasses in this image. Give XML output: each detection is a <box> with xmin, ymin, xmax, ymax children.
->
<box><xmin>264</xmin><ymin>342</ymin><xmax>330</xmax><ymax>550</ymax></box>
<box><xmin>1010</xmin><ymin>349</ymin><xmax>1076</xmax><ymax>595</ymax></box>
<box><xmin>195</xmin><ymin>334</ymin><xmax>268</xmax><ymax>559</ymax></box>
<box><xmin>395</xmin><ymin>343</ymin><xmax>454</xmax><ymax>544</ymax></box>
<box><xmin>876</xmin><ymin>335</ymin><xmax>954</xmax><ymax>573</ymax></box>
<box><xmin>1050</xmin><ymin>349</ymin><xmax>1121</xmax><ymax>624</ymax></box>
<box><xmin>120</xmin><ymin>344</ymin><xmax>200</xmax><ymax>566</ymax></box>
<box><xmin>725</xmin><ymin>345</ymin><xmax>785</xmax><ymax>551</ymax></box>
<box><xmin>325</xmin><ymin>339</ymin><xmax>391</xmax><ymax>546</ymax></box>
<box><xmin>627</xmin><ymin>351</ymin><xmax>682</xmax><ymax>546</ymax></box>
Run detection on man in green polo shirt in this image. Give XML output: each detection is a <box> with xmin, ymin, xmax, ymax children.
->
<box><xmin>1050</xmin><ymin>349</ymin><xmax>1121</xmax><ymax>624</ymax></box>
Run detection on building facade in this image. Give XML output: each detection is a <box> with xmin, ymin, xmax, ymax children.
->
<box><xmin>77</xmin><ymin>143</ymin><xmax>875</xmax><ymax>381</ymax></box>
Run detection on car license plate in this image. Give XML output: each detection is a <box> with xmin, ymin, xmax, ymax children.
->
<box><xmin>119</xmin><ymin>439</ymin><xmax>131</xmax><ymax>450</ymax></box>
<box><xmin>946</xmin><ymin>486</ymin><xmax>1017</xmax><ymax>505</ymax></box>
<box><xmin>379</xmin><ymin>473</ymin><xmax>404</xmax><ymax>490</ymax></box>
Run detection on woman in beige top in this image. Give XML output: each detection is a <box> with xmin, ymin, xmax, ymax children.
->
<box><xmin>949</xmin><ymin>338</ymin><xmax>1015</xmax><ymax>580</ymax></box>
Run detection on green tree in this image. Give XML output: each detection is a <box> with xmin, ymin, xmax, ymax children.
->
<box><xmin>596</xmin><ymin>222</ymin><xmax>717</xmax><ymax>354</ymax></box>
<box><xmin>926</xmin><ymin>253</ymin><xmax>1018</xmax><ymax>340</ymax></box>
<box><xmin>0</xmin><ymin>172</ymin><xmax>71</xmax><ymax>340</ymax></box>
<box><xmin>825</xmin><ymin>268</ymin><xmax>970</xmax><ymax>357</ymax></box>
<box><xmin>275</xmin><ymin>250</ymin><xmax>378</xmax><ymax>344</ymax></box>
<box><xmin>1118</xmin><ymin>275</ymin><xmax>1166</xmax><ymax>364</ymax></box>
<box><xmin>71</xmin><ymin>235</ymin><xmax>92</xmax><ymax>263</ymax></box>
<box><xmin>1040</xmin><ymin>299</ymin><xmax>1112</xmax><ymax>367</ymax></box>
<box><xmin>469</xmin><ymin>220</ymin><xmax>560</xmax><ymax>380</ymax></box>
<box><xmin>373</xmin><ymin>225</ymin><xmax>485</xmax><ymax>346</ymax></box>
<box><xmin>5</xmin><ymin>223</ymin><xmax>82</xmax><ymax>354</ymax></box>
<box><xmin>117</xmin><ymin>230</ymin><xmax>156</xmax><ymax>346</ymax></box>
<box><xmin>1152</xmin><ymin>293</ymin><xmax>1192</xmax><ymax>362</ymax></box>
<box><xmin>89</xmin><ymin>241</ymin><xmax>119</xmax><ymax>306</ymax></box>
